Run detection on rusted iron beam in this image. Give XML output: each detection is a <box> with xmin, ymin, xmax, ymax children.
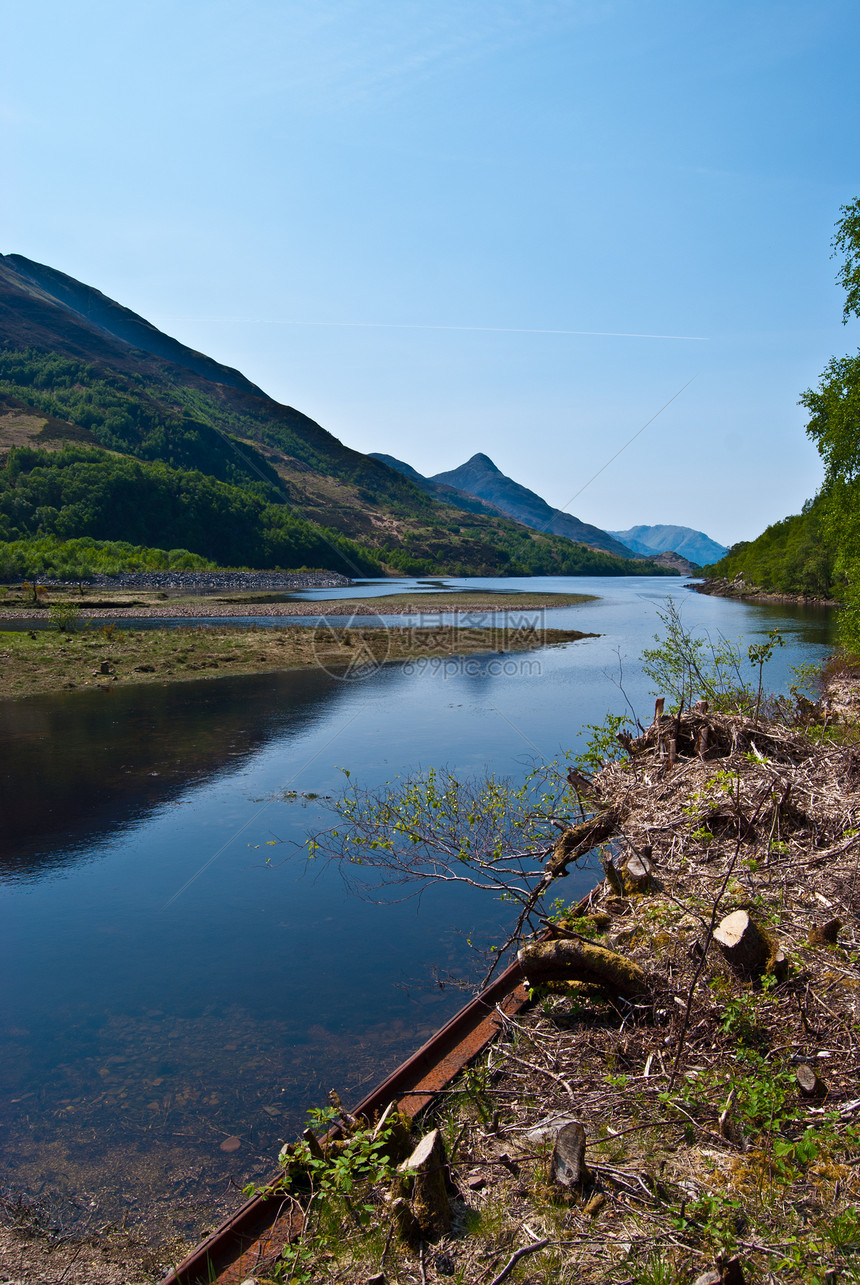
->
<box><xmin>159</xmin><ymin>956</ymin><xmax>528</xmax><ymax>1285</ymax></box>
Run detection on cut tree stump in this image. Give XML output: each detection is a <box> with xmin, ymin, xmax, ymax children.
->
<box><xmin>397</xmin><ymin>1128</ymin><xmax>451</xmax><ymax>1239</ymax></box>
<box><xmin>518</xmin><ymin>938</ymin><xmax>650</xmax><ymax>997</ymax></box>
<box><xmin>712</xmin><ymin>910</ymin><xmax>771</xmax><ymax>977</ymax></box>
<box><xmin>621</xmin><ymin>852</ymin><xmax>652</xmax><ymax>895</ymax></box>
<box><xmin>795</xmin><ymin>1063</ymin><xmax>827</xmax><ymax>1098</ymax></box>
<box><xmin>550</xmin><ymin>1120</ymin><xmax>588</xmax><ymax>1189</ymax></box>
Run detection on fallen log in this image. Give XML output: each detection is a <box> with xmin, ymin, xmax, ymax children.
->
<box><xmin>546</xmin><ymin>809</ymin><xmax>619</xmax><ymax>880</ymax></box>
<box><xmin>518</xmin><ymin>938</ymin><xmax>650</xmax><ymax>997</ymax></box>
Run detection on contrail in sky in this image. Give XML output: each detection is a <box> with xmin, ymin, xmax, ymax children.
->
<box><xmin>553</xmin><ymin>373</ymin><xmax>701</xmax><ymax>517</ymax></box>
<box><xmin>153</xmin><ymin>317</ymin><xmax>709</xmax><ymax>341</ymax></box>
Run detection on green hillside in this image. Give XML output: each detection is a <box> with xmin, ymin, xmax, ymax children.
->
<box><xmin>0</xmin><ymin>253</ymin><xmax>674</xmax><ymax>578</ymax></box>
<box><xmin>703</xmin><ymin>497</ymin><xmax>836</xmax><ymax>597</ymax></box>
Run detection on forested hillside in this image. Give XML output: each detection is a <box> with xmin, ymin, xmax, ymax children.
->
<box><xmin>0</xmin><ymin>446</ymin><xmax>382</xmax><ymax>575</ymax></box>
<box><xmin>0</xmin><ymin>254</ymin><xmax>673</xmax><ymax>579</ymax></box>
<box><xmin>703</xmin><ymin>497</ymin><xmax>835</xmax><ymax>597</ymax></box>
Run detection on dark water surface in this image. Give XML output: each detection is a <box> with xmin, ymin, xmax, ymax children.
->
<box><xmin>0</xmin><ymin>578</ymin><xmax>834</xmax><ymax>1243</ymax></box>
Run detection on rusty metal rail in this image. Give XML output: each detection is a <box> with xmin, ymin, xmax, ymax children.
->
<box><xmin>159</xmin><ymin>957</ymin><xmax>530</xmax><ymax>1285</ymax></box>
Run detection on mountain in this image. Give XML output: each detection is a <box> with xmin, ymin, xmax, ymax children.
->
<box><xmin>0</xmin><ymin>253</ymin><xmax>674</xmax><ymax>578</ymax></box>
<box><xmin>609</xmin><ymin>524</ymin><xmax>728</xmax><ymax>567</ymax></box>
<box><xmin>369</xmin><ymin>452</ymin><xmax>510</xmax><ymax>517</ymax></box>
<box><xmin>428</xmin><ymin>453</ymin><xmax>636</xmax><ymax>559</ymax></box>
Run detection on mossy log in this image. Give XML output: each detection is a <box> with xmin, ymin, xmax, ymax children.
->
<box><xmin>546</xmin><ymin>809</ymin><xmax>620</xmax><ymax>880</ymax></box>
<box><xmin>518</xmin><ymin>938</ymin><xmax>650</xmax><ymax>997</ymax></box>
<box><xmin>535</xmin><ymin>979</ymin><xmax>608</xmax><ymax>999</ymax></box>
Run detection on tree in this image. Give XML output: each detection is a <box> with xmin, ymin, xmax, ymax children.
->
<box><xmin>800</xmin><ymin>200</ymin><xmax>860</xmax><ymax>643</ymax></box>
<box><xmin>833</xmin><ymin>197</ymin><xmax>860</xmax><ymax>324</ymax></box>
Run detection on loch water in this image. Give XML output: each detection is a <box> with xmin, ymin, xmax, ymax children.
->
<box><xmin>0</xmin><ymin>578</ymin><xmax>834</xmax><ymax>1243</ymax></box>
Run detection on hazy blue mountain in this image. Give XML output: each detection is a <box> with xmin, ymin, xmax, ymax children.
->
<box><xmin>609</xmin><ymin>525</ymin><xmax>728</xmax><ymax>567</ymax></box>
<box><xmin>430</xmin><ymin>453</ymin><xmax>635</xmax><ymax>558</ymax></box>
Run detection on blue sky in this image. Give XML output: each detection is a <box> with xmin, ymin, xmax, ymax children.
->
<box><xmin>3</xmin><ymin>0</ymin><xmax>859</xmax><ymax>546</ymax></box>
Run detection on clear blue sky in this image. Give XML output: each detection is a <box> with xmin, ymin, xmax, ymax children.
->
<box><xmin>4</xmin><ymin>0</ymin><xmax>859</xmax><ymax>546</ymax></box>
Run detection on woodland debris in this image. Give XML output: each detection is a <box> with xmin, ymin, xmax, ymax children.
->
<box><xmin>545</xmin><ymin>809</ymin><xmax>619</xmax><ymax>880</ymax></box>
<box><xmin>693</xmin><ymin>1259</ymin><xmax>746</xmax><ymax>1285</ymax></box>
<box><xmin>517</xmin><ymin>937</ymin><xmax>650</xmax><ymax>997</ymax></box>
<box><xmin>808</xmin><ymin>917</ymin><xmax>842</xmax><ymax>944</ymax></box>
<box><xmin>712</xmin><ymin>910</ymin><xmax>773</xmax><ymax>977</ymax></box>
<box><xmin>328</xmin><ymin>1088</ymin><xmax>358</xmax><ymax>1130</ymax></box>
<box><xmin>717</xmin><ymin>1088</ymin><xmax>747</xmax><ymax>1150</ymax></box>
<box><xmin>602</xmin><ymin>854</ymin><xmax>624</xmax><ymax>895</ymax></box>
<box><xmin>549</xmin><ymin>1120</ymin><xmax>588</xmax><ymax>1189</ymax></box>
<box><xmin>301</xmin><ymin>1127</ymin><xmax>325</xmax><ymax>1161</ymax></box>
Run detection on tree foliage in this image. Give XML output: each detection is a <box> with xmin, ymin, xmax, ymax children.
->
<box><xmin>796</xmin><ymin>198</ymin><xmax>860</xmax><ymax>645</ymax></box>
<box><xmin>0</xmin><ymin>446</ymin><xmax>382</xmax><ymax>575</ymax></box>
<box><xmin>0</xmin><ymin>535</ymin><xmax>213</xmax><ymax>580</ymax></box>
<box><xmin>833</xmin><ymin>196</ymin><xmax>860</xmax><ymax>324</ymax></box>
<box><xmin>704</xmin><ymin>498</ymin><xmax>836</xmax><ymax>598</ymax></box>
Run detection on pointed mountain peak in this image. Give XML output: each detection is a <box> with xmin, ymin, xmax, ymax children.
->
<box><xmin>463</xmin><ymin>452</ymin><xmax>502</xmax><ymax>473</ymax></box>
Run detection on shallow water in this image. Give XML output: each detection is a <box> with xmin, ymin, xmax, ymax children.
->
<box><xmin>0</xmin><ymin>577</ymin><xmax>834</xmax><ymax>1242</ymax></box>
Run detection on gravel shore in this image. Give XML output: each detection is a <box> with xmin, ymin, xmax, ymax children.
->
<box><xmin>0</xmin><ymin>570</ymin><xmax>353</xmax><ymax>591</ymax></box>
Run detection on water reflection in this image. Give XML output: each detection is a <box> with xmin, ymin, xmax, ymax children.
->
<box><xmin>0</xmin><ymin>666</ymin><xmax>346</xmax><ymax>877</ymax></box>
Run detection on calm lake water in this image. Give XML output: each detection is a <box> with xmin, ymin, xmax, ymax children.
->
<box><xmin>0</xmin><ymin>577</ymin><xmax>834</xmax><ymax>1245</ymax></box>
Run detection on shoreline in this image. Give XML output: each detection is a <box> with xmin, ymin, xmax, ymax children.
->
<box><xmin>694</xmin><ymin>575</ymin><xmax>839</xmax><ymax>608</ymax></box>
<box><xmin>0</xmin><ymin>622</ymin><xmax>597</xmax><ymax>700</ymax></box>
<box><xmin>0</xmin><ymin>590</ymin><xmax>595</xmax><ymax>623</ymax></box>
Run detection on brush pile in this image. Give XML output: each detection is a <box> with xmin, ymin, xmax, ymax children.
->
<box><xmin>196</xmin><ymin>692</ymin><xmax>860</xmax><ymax>1284</ymax></box>
<box><xmin>408</xmin><ymin>696</ymin><xmax>860</xmax><ymax>1285</ymax></box>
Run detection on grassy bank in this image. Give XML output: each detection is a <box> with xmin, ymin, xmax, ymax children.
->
<box><xmin>0</xmin><ymin>621</ymin><xmax>595</xmax><ymax>700</ymax></box>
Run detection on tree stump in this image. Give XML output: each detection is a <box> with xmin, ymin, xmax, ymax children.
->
<box><xmin>518</xmin><ymin>938</ymin><xmax>650</xmax><ymax>997</ymax></box>
<box><xmin>713</xmin><ymin>910</ymin><xmax>771</xmax><ymax>977</ymax></box>
<box><xmin>550</xmin><ymin>1120</ymin><xmax>588</xmax><ymax>1189</ymax></box>
<box><xmin>397</xmin><ymin>1128</ymin><xmax>451</xmax><ymax>1239</ymax></box>
<box><xmin>621</xmin><ymin>852</ymin><xmax>652</xmax><ymax>895</ymax></box>
<box><xmin>795</xmin><ymin>1062</ymin><xmax>827</xmax><ymax>1098</ymax></box>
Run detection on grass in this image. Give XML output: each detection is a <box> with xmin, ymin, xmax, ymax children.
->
<box><xmin>0</xmin><ymin>621</ymin><xmax>594</xmax><ymax>700</ymax></box>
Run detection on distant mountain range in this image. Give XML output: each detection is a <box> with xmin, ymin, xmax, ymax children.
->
<box><xmin>608</xmin><ymin>525</ymin><xmax>729</xmax><ymax>567</ymax></box>
<box><xmin>371</xmin><ymin>452</ymin><xmax>724</xmax><ymax>574</ymax></box>
<box><xmin>0</xmin><ymin>252</ymin><xmax>674</xmax><ymax>578</ymax></box>
<box><xmin>371</xmin><ymin>452</ymin><xmax>634</xmax><ymax>558</ymax></box>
